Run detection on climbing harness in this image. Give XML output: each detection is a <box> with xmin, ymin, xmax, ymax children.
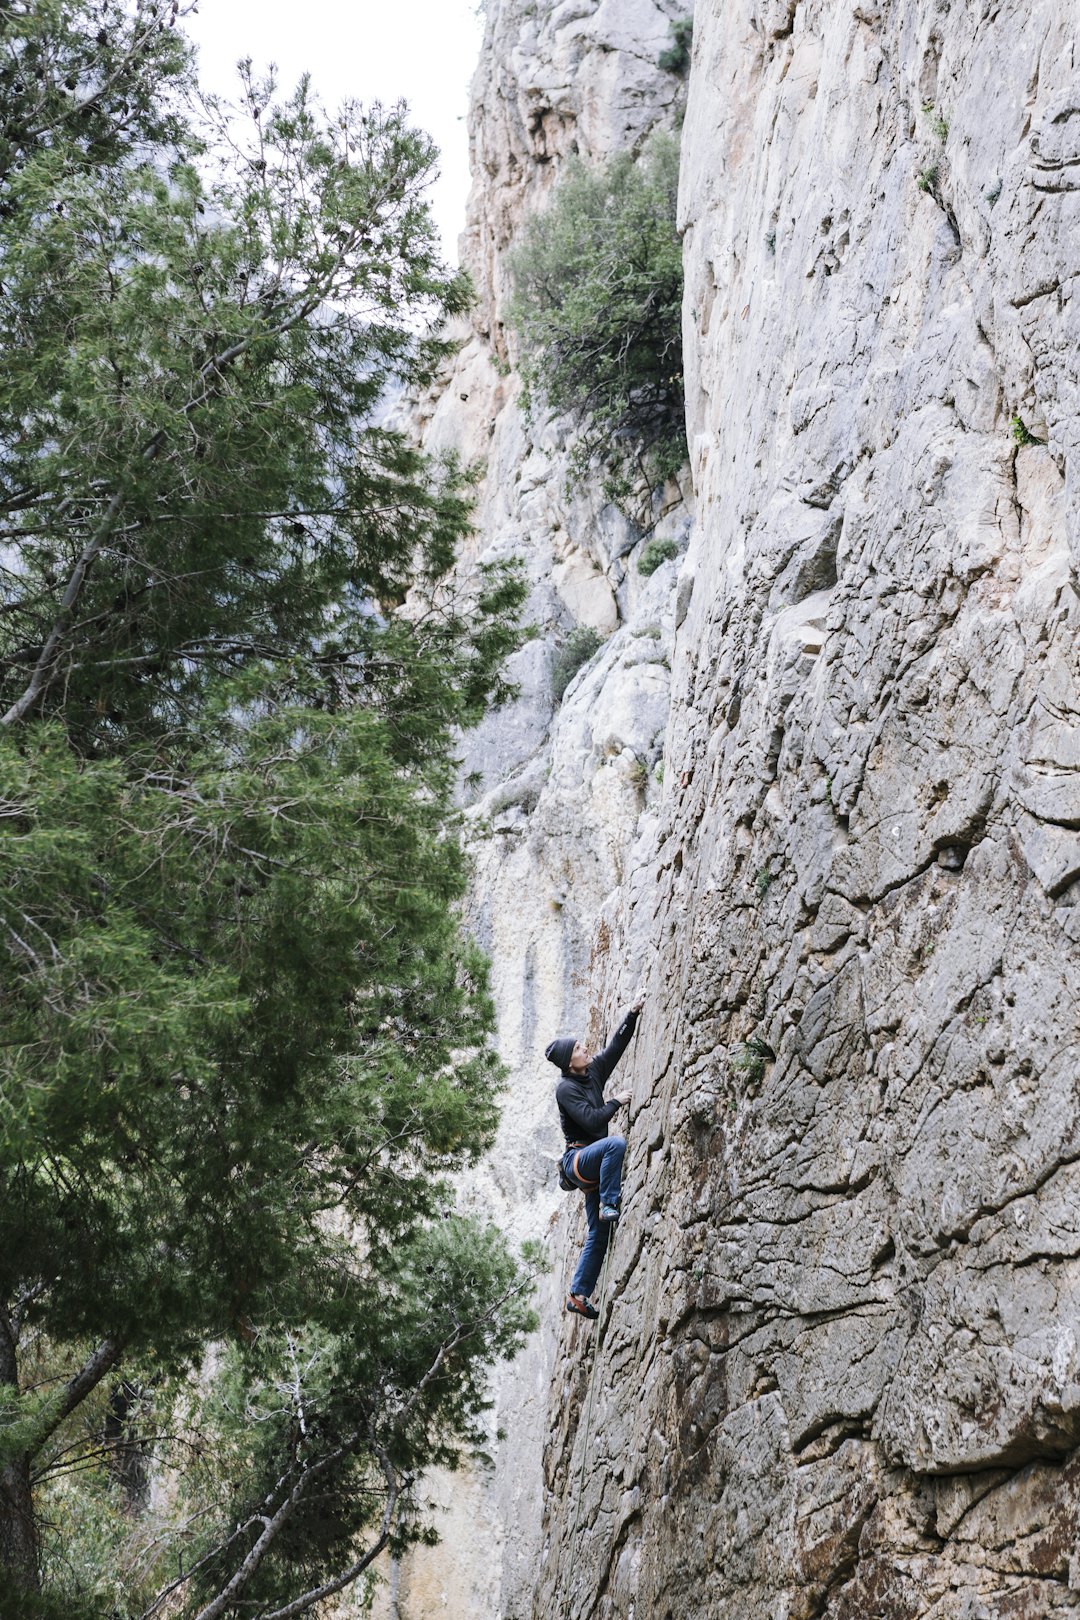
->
<box><xmin>558</xmin><ymin>1144</ymin><xmax>599</xmax><ymax>1195</ymax></box>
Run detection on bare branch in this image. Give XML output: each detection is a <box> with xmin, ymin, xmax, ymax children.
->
<box><xmin>136</xmin><ymin>1511</ymin><xmax>270</xmax><ymax>1620</ymax></box>
<box><xmin>186</xmin><ymin>1436</ymin><xmax>363</xmax><ymax>1620</ymax></box>
<box><xmin>256</xmin><ymin>1446</ymin><xmax>400</xmax><ymax>1620</ymax></box>
<box><xmin>19</xmin><ymin>1338</ymin><xmax>124</xmax><ymax>1464</ymax></box>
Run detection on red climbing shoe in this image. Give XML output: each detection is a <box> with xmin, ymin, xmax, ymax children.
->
<box><xmin>566</xmin><ymin>1294</ymin><xmax>599</xmax><ymax>1320</ymax></box>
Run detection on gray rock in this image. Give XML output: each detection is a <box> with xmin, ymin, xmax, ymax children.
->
<box><xmin>387</xmin><ymin>0</ymin><xmax>1080</xmax><ymax>1615</ymax></box>
<box><xmin>371</xmin><ymin>4</ymin><xmax>688</xmax><ymax>1617</ymax></box>
<box><xmin>534</xmin><ymin>0</ymin><xmax>1080</xmax><ymax>1616</ymax></box>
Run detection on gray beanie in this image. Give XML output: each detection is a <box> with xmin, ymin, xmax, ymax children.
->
<box><xmin>545</xmin><ymin>1036</ymin><xmax>576</xmax><ymax>1072</ymax></box>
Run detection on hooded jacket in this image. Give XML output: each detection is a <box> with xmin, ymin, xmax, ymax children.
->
<box><xmin>552</xmin><ymin>1007</ymin><xmax>639</xmax><ymax>1146</ymax></box>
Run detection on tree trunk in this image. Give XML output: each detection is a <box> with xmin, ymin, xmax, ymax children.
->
<box><xmin>0</xmin><ymin>1315</ymin><xmax>39</xmax><ymax>1592</ymax></box>
<box><xmin>0</xmin><ymin>1455</ymin><xmax>39</xmax><ymax>1591</ymax></box>
<box><xmin>104</xmin><ymin>1379</ymin><xmax>151</xmax><ymax>1511</ymax></box>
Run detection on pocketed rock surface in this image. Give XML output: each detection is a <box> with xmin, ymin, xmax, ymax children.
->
<box><xmin>382</xmin><ymin>0</ymin><xmax>1080</xmax><ymax>1616</ymax></box>
<box><xmin>536</xmin><ymin>1</ymin><xmax>1080</xmax><ymax>1616</ymax></box>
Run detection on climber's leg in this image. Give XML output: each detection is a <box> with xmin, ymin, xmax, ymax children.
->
<box><xmin>569</xmin><ymin>1188</ymin><xmax>610</xmax><ymax>1301</ymax></box>
<box><xmin>597</xmin><ymin>1134</ymin><xmax>626</xmax><ymax>1212</ymax></box>
<box><xmin>570</xmin><ymin>1135</ymin><xmax>626</xmax><ymax>1208</ymax></box>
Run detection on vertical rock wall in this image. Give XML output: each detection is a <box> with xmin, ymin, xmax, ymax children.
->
<box><xmin>373</xmin><ymin>4</ymin><xmax>690</xmax><ymax>1616</ymax></box>
<box><xmin>536</xmin><ymin>1</ymin><xmax>1080</xmax><ymax>1617</ymax></box>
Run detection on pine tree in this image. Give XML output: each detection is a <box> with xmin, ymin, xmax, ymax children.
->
<box><xmin>0</xmin><ymin>4</ymin><xmax>533</xmax><ymax>1612</ymax></box>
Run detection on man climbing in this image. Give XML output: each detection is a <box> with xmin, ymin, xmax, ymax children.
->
<box><xmin>546</xmin><ymin>997</ymin><xmax>645</xmax><ymax>1321</ymax></box>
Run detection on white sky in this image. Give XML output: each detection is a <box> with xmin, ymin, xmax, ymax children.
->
<box><xmin>183</xmin><ymin>0</ymin><xmax>485</xmax><ymax>264</ymax></box>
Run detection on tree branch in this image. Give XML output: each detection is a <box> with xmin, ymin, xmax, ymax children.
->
<box><xmin>1</xmin><ymin>485</ymin><xmax>127</xmax><ymax>725</ymax></box>
<box><xmin>186</xmin><ymin>1435</ymin><xmax>362</xmax><ymax>1620</ymax></box>
<box><xmin>0</xmin><ymin>229</ymin><xmax>363</xmax><ymax>728</ymax></box>
<box><xmin>183</xmin><ymin>1309</ymin><xmax>483</xmax><ymax>1620</ymax></box>
<box><xmin>255</xmin><ymin>1446</ymin><xmax>400</xmax><ymax>1620</ymax></box>
<box><xmin>20</xmin><ymin>1338</ymin><xmax>124</xmax><ymax>1464</ymax></box>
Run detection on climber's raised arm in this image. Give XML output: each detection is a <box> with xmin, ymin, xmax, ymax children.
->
<box><xmin>590</xmin><ymin>997</ymin><xmax>644</xmax><ymax>1085</ymax></box>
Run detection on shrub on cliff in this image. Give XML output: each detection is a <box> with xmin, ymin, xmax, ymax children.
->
<box><xmin>659</xmin><ymin>17</ymin><xmax>693</xmax><ymax>74</ymax></box>
<box><xmin>637</xmin><ymin>536</ymin><xmax>681</xmax><ymax>576</ymax></box>
<box><xmin>552</xmin><ymin>625</ymin><xmax>603</xmax><ymax>702</ymax></box>
<box><xmin>508</xmin><ymin>132</ymin><xmax>686</xmax><ymax>506</ymax></box>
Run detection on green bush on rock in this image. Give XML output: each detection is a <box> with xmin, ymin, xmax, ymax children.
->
<box><xmin>509</xmin><ymin>132</ymin><xmax>686</xmax><ymax>508</ymax></box>
<box><xmin>637</xmin><ymin>536</ymin><xmax>681</xmax><ymax>576</ymax></box>
<box><xmin>552</xmin><ymin>626</ymin><xmax>603</xmax><ymax>702</ymax></box>
<box><xmin>659</xmin><ymin>17</ymin><xmax>693</xmax><ymax>75</ymax></box>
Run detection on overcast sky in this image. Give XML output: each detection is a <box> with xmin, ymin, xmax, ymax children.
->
<box><xmin>184</xmin><ymin>0</ymin><xmax>485</xmax><ymax>264</ymax></box>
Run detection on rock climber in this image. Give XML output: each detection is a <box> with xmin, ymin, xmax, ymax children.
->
<box><xmin>546</xmin><ymin>997</ymin><xmax>644</xmax><ymax>1321</ymax></box>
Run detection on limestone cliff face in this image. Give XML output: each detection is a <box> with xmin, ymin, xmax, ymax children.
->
<box><xmin>536</xmin><ymin>2</ymin><xmax>1080</xmax><ymax>1618</ymax></box>
<box><xmin>386</xmin><ymin>0</ymin><xmax>1080</xmax><ymax>1615</ymax></box>
<box><xmin>373</xmin><ymin>4</ymin><xmax>690</xmax><ymax>1617</ymax></box>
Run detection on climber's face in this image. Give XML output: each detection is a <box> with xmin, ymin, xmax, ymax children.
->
<box><xmin>569</xmin><ymin>1040</ymin><xmax>590</xmax><ymax>1073</ymax></box>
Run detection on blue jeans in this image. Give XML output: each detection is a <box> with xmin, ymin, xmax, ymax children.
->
<box><xmin>563</xmin><ymin>1136</ymin><xmax>626</xmax><ymax>1298</ymax></box>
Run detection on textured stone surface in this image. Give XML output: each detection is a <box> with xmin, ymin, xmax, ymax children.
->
<box><xmin>380</xmin><ymin>0</ymin><xmax>1080</xmax><ymax>1613</ymax></box>
<box><xmin>371</xmin><ymin>4</ymin><xmax>689</xmax><ymax>1616</ymax></box>
<box><xmin>535</xmin><ymin>1</ymin><xmax>1080</xmax><ymax>1616</ymax></box>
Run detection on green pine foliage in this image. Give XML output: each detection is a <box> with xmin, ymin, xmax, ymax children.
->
<box><xmin>508</xmin><ymin>132</ymin><xmax>686</xmax><ymax>510</ymax></box>
<box><xmin>0</xmin><ymin>4</ymin><xmax>535</xmax><ymax>1613</ymax></box>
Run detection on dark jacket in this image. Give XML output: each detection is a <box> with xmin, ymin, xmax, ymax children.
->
<box><xmin>555</xmin><ymin>1008</ymin><xmax>639</xmax><ymax>1146</ymax></box>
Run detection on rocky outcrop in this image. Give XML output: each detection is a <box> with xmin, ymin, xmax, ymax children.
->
<box><xmin>372</xmin><ymin>4</ymin><xmax>690</xmax><ymax>1616</ymax></box>
<box><xmin>381</xmin><ymin>0</ymin><xmax>1080</xmax><ymax>1613</ymax></box>
<box><xmin>535</xmin><ymin>1</ymin><xmax>1080</xmax><ymax>1617</ymax></box>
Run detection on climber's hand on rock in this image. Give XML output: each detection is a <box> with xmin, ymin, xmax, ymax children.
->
<box><xmin>614</xmin><ymin>1089</ymin><xmax>632</xmax><ymax>1107</ymax></box>
<box><xmin>631</xmin><ymin>996</ymin><xmax>645</xmax><ymax>1013</ymax></box>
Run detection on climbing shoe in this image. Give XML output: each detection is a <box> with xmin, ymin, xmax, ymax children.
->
<box><xmin>566</xmin><ymin>1295</ymin><xmax>599</xmax><ymax>1320</ymax></box>
<box><xmin>598</xmin><ymin>1203</ymin><xmax>620</xmax><ymax>1223</ymax></box>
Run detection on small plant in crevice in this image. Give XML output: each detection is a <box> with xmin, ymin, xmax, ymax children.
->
<box><xmin>755</xmin><ymin>866</ymin><xmax>776</xmax><ymax>898</ymax></box>
<box><xmin>922</xmin><ymin>102</ymin><xmax>950</xmax><ymax>142</ymax></box>
<box><xmin>1010</xmin><ymin>414</ymin><xmax>1045</xmax><ymax>447</ymax></box>
<box><xmin>731</xmin><ymin>1036</ymin><xmax>775</xmax><ymax>1088</ymax></box>
<box><xmin>765</xmin><ymin>229</ymin><xmax>776</xmax><ymax>254</ymax></box>
<box><xmin>751</xmin><ymin>861</ymin><xmax>777</xmax><ymax>900</ymax></box>
<box><xmin>917</xmin><ymin>163</ymin><xmax>940</xmax><ymax>194</ymax></box>
<box><xmin>551</xmin><ymin>625</ymin><xmax>603</xmax><ymax>703</ymax></box>
<box><xmin>659</xmin><ymin>16</ymin><xmax>693</xmax><ymax>74</ymax></box>
<box><xmin>637</xmin><ymin>535</ymin><xmax>681</xmax><ymax>576</ymax></box>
